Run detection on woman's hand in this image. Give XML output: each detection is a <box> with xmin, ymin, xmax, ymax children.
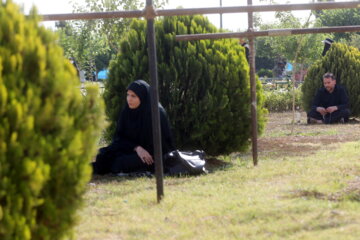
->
<box><xmin>134</xmin><ymin>146</ymin><xmax>154</xmax><ymax>165</ymax></box>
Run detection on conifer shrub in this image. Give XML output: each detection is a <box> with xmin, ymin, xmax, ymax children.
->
<box><xmin>103</xmin><ymin>16</ymin><xmax>267</xmax><ymax>156</ymax></box>
<box><xmin>302</xmin><ymin>43</ymin><xmax>360</xmax><ymax>116</ymax></box>
<box><xmin>0</xmin><ymin>2</ymin><xmax>104</xmax><ymax>240</ymax></box>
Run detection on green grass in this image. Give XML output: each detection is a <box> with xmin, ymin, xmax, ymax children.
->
<box><xmin>266</xmin><ymin>128</ymin><xmax>338</xmax><ymax>138</ymax></box>
<box><xmin>75</xmin><ymin>141</ymin><xmax>360</xmax><ymax>240</ymax></box>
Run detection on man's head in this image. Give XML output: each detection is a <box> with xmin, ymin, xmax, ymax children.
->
<box><xmin>323</xmin><ymin>72</ymin><xmax>336</xmax><ymax>93</ymax></box>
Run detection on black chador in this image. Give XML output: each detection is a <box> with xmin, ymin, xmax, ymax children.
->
<box><xmin>93</xmin><ymin>80</ymin><xmax>175</xmax><ymax>174</ymax></box>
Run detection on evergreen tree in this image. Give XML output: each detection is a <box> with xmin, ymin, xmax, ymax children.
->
<box><xmin>0</xmin><ymin>1</ymin><xmax>104</xmax><ymax>239</ymax></box>
<box><xmin>302</xmin><ymin>43</ymin><xmax>360</xmax><ymax>116</ymax></box>
<box><xmin>104</xmin><ymin>16</ymin><xmax>267</xmax><ymax>156</ymax></box>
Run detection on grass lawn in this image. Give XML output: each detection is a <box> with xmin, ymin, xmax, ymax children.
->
<box><xmin>75</xmin><ymin>112</ymin><xmax>360</xmax><ymax>240</ymax></box>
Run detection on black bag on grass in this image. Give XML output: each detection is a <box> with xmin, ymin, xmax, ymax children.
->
<box><xmin>164</xmin><ymin>150</ymin><xmax>208</xmax><ymax>175</ymax></box>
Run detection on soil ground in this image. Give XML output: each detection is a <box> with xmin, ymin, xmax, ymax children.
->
<box><xmin>204</xmin><ymin>111</ymin><xmax>360</xmax><ymax>170</ymax></box>
<box><xmin>257</xmin><ymin>111</ymin><xmax>360</xmax><ymax>158</ymax></box>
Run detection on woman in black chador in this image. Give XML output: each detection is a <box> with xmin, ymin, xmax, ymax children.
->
<box><xmin>93</xmin><ymin>80</ymin><xmax>175</xmax><ymax>175</ymax></box>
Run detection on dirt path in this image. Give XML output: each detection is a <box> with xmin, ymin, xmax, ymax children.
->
<box><xmin>258</xmin><ymin>112</ymin><xmax>360</xmax><ymax>158</ymax></box>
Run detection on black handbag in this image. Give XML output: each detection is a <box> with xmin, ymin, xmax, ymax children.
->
<box><xmin>164</xmin><ymin>150</ymin><xmax>208</xmax><ymax>175</ymax></box>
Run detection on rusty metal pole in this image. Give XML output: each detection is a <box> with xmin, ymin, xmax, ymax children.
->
<box><xmin>247</xmin><ymin>0</ymin><xmax>258</xmax><ymax>166</ymax></box>
<box><xmin>145</xmin><ymin>0</ymin><xmax>164</xmax><ymax>202</ymax></box>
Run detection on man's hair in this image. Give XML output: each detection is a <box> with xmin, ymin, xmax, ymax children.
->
<box><xmin>323</xmin><ymin>72</ymin><xmax>335</xmax><ymax>80</ymax></box>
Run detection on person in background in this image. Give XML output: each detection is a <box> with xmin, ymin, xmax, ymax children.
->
<box><xmin>307</xmin><ymin>72</ymin><xmax>350</xmax><ymax>124</ymax></box>
<box><xmin>69</xmin><ymin>57</ymin><xmax>80</xmax><ymax>77</ymax></box>
<box><xmin>92</xmin><ymin>80</ymin><xmax>175</xmax><ymax>174</ymax></box>
<box><xmin>321</xmin><ymin>38</ymin><xmax>333</xmax><ymax>56</ymax></box>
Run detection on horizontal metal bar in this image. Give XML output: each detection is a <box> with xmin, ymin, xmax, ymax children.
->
<box><xmin>40</xmin><ymin>1</ymin><xmax>360</xmax><ymax>21</ymax></box>
<box><xmin>42</xmin><ymin>10</ymin><xmax>143</xmax><ymax>21</ymax></box>
<box><xmin>157</xmin><ymin>1</ymin><xmax>360</xmax><ymax>16</ymax></box>
<box><xmin>176</xmin><ymin>25</ymin><xmax>360</xmax><ymax>41</ymax></box>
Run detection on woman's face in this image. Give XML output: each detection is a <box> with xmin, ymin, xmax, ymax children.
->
<box><xmin>127</xmin><ymin>90</ymin><xmax>141</xmax><ymax>109</ymax></box>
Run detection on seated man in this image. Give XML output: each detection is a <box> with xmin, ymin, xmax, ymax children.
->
<box><xmin>307</xmin><ymin>72</ymin><xmax>350</xmax><ymax>124</ymax></box>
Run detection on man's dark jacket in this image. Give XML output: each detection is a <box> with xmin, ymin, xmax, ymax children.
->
<box><xmin>311</xmin><ymin>84</ymin><xmax>349</xmax><ymax>111</ymax></box>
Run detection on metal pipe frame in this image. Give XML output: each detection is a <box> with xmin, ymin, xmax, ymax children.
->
<box><xmin>41</xmin><ymin>1</ymin><xmax>360</xmax><ymax>21</ymax></box>
<box><xmin>157</xmin><ymin>1</ymin><xmax>360</xmax><ymax>16</ymax></box>
<box><xmin>176</xmin><ymin>25</ymin><xmax>360</xmax><ymax>41</ymax></box>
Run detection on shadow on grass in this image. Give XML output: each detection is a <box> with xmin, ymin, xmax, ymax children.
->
<box><xmin>286</xmin><ymin>177</ymin><xmax>360</xmax><ymax>202</ymax></box>
<box><xmin>89</xmin><ymin>157</ymin><xmax>231</xmax><ymax>183</ymax></box>
<box><xmin>205</xmin><ymin>157</ymin><xmax>232</xmax><ymax>172</ymax></box>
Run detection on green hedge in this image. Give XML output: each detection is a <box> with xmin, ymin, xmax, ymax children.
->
<box><xmin>264</xmin><ymin>88</ymin><xmax>302</xmax><ymax>112</ymax></box>
<box><xmin>0</xmin><ymin>2</ymin><xmax>104</xmax><ymax>240</ymax></box>
<box><xmin>103</xmin><ymin>16</ymin><xmax>267</xmax><ymax>156</ymax></box>
<box><xmin>302</xmin><ymin>43</ymin><xmax>360</xmax><ymax>115</ymax></box>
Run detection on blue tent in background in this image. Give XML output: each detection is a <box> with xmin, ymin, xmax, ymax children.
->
<box><xmin>97</xmin><ymin>69</ymin><xmax>108</xmax><ymax>80</ymax></box>
<box><xmin>285</xmin><ymin>63</ymin><xmax>293</xmax><ymax>72</ymax></box>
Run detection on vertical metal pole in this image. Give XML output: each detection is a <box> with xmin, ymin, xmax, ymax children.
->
<box><xmin>220</xmin><ymin>0</ymin><xmax>223</xmax><ymax>30</ymax></box>
<box><xmin>247</xmin><ymin>0</ymin><xmax>258</xmax><ymax>166</ymax></box>
<box><xmin>146</xmin><ymin>0</ymin><xmax>164</xmax><ymax>202</ymax></box>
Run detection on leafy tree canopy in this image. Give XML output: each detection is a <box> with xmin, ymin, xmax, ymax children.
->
<box><xmin>56</xmin><ymin>0</ymin><xmax>167</xmax><ymax>78</ymax></box>
<box><xmin>317</xmin><ymin>8</ymin><xmax>360</xmax><ymax>41</ymax></box>
<box><xmin>260</xmin><ymin>11</ymin><xmax>325</xmax><ymax>66</ymax></box>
